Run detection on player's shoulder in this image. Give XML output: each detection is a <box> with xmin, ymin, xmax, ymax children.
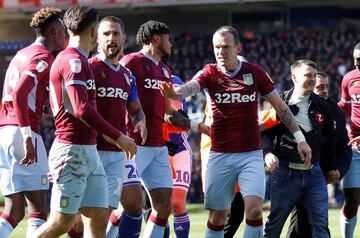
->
<box><xmin>122</xmin><ymin>52</ymin><xmax>142</xmax><ymax>62</ymax></box>
<box><xmin>88</xmin><ymin>55</ymin><xmax>101</xmax><ymax>65</ymax></box>
<box><xmin>343</xmin><ymin>69</ymin><xmax>360</xmax><ymax>82</ymax></box>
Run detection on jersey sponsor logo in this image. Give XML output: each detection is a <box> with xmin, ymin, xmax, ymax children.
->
<box><xmin>214</xmin><ymin>92</ymin><xmax>256</xmax><ymax>104</ymax></box>
<box><xmin>242</xmin><ymin>73</ymin><xmax>253</xmax><ymax>86</ymax></box>
<box><xmin>144</xmin><ymin>78</ymin><xmax>163</xmax><ymax>90</ymax></box>
<box><xmin>162</xmin><ymin>67</ymin><xmax>170</xmax><ymax>79</ymax></box>
<box><xmin>36</xmin><ymin>60</ymin><xmax>48</xmax><ymax>73</ymax></box>
<box><xmin>124</xmin><ymin>73</ymin><xmax>131</xmax><ymax>86</ymax></box>
<box><xmin>97</xmin><ymin>87</ymin><xmax>129</xmax><ymax>100</ymax></box>
<box><xmin>60</xmin><ymin>196</ymin><xmax>70</xmax><ymax>208</ymax></box>
<box><xmin>69</xmin><ymin>59</ymin><xmax>82</xmax><ymax>73</ymax></box>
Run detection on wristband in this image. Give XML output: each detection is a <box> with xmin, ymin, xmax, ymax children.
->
<box><xmin>293</xmin><ymin>130</ymin><xmax>305</xmax><ymax>143</ymax></box>
<box><xmin>20</xmin><ymin>126</ymin><xmax>32</xmax><ymax>140</ymax></box>
<box><xmin>190</xmin><ymin>120</ymin><xmax>200</xmax><ymax>132</ymax></box>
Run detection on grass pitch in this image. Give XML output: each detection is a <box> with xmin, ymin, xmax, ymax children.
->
<box><xmin>8</xmin><ymin>204</ymin><xmax>345</xmax><ymax>237</ymax></box>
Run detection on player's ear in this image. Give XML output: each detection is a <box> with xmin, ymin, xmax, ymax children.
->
<box><xmin>236</xmin><ymin>43</ymin><xmax>242</xmax><ymax>54</ymax></box>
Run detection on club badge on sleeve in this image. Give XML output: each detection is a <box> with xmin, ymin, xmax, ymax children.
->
<box><xmin>36</xmin><ymin>60</ymin><xmax>48</xmax><ymax>73</ymax></box>
<box><xmin>69</xmin><ymin>59</ymin><xmax>82</xmax><ymax>73</ymax></box>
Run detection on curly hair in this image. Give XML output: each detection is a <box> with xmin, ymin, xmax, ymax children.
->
<box><xmin>63</xmin><ymin>5</ymin><xmax>98</xmax><ymax>35</ymax></box>
<box><xmin>136</xmin><ymin>20</ymin><xmax>170</xmax><ymax>46</ymax></box>
<box><xmin>30</xmin><ymin>7</ymin><xmax>62</xmax><ymax>36</ymax></box>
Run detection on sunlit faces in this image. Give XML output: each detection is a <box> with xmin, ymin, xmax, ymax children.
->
<box><xmin>97</xmin><ymin>20</ymin><xmax>124</xmax><ymax>59</ymax></box>
<box><xmin>292</xmin><ymin>64</ymin><xmax>317</xmax><ymax>95</ymax></box>
<box><xmin>212</xmin><ymin>31</ymin><xmax>241</xmax><ymax>72</ymax></box>
<box><xmin>53</xmin><ymin>19</ymin><xmax>66</xmax><ymax>51</ymax></box>
<box><xmin>314</xmin><ymin>75</ymin><xmax>329</xmax><ymax>99</ymax></box>
<box><xmin>353</xmin><ymin>49</ymin><xmax>360</xmax><ymax>70</ymax></box>
<box><xmin>158</xmin><ymin>33</ymin><xmax>172</xmax><ymax>60</ymax></box>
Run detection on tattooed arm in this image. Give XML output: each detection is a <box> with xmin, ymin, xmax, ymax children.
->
<box><xmin>266</xmin><ymin>93</ymin><xmax>312</xmax><ymax>164</ymax></box>
<box><xmin>160</xmin><ymin>80</ymin><xmax>201</xmax><ymax>100</ymax></box>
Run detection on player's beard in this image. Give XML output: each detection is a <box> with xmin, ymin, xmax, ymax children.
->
<box><xmin>101</xmin><ymin>44</ymin><xmax>120</xmax><ymax>59</ymax></box>
<box><xmin>159</xmin><ymin>44</ymin><xmax>171</xmax><ymax>60</ymax></box>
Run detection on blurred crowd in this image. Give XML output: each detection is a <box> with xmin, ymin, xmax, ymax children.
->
<box><xmin>29</xmin><ymin>25</ymin><xmax>360</xmax><ymax>203</ymax></box>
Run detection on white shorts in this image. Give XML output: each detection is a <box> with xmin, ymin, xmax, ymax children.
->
<box><xmin>204</xmin><ymin>150</ymin><xmax>265</xmax><ymax>210</ymax></box>
<box><xmin>98</xmin><ymin>150</ymin><xmax>125</xmax><ymax>209</ymax></box>
<box><xmin>172</xmin><ymin>150</ymin><xmax>192</xmax><ymax>191</ymax></box>
<box><xmin>135</xmin><ymin>146</ymin><xmax>172</xmax><ymax>191</ymax></box>
<box><xmin>0</xmin><ymin>126</ymin><xmax>49</xmax><ymax>196</ymax></box>
<box><xmin>49</xmin><ymin>142</ymin><xmax>108</xmax><ymax>214</ymax></box>
<box><xmin>342</xmin><ymin>150</ymin><xmax>360</xmax><ymax>188</ymax></box>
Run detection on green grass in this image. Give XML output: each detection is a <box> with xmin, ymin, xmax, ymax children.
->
<box><xmin>8</xmin><ymin>204</ymin><xmax>347</xmax><ymax>237</ymax></box>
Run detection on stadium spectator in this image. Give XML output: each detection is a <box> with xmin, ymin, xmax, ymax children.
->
<box><xmin>285</xmin><ymin>71</ymin><xmax>352</xmax><ymax>238</ymax></box>
<box><xmin>120</xmin><ymin>20</ymin><xmax>209</xmax><ymax>238</ymax></box>
<box><xmin>262</xmin><ymin>60</ymin><xmax>337</xmax><ymax>238</ymax></box>
<box><xmin>33</xmin><ymin>6</ymin><xmax>136</xmax><ymax>238</ymax></box>
<box><xmin>338</xmin><ymin>42</ymin><xmax>360</xmax><ymax>238</ymax></box>
<box><xmin>160</xmin><ymin>25</ymin><xmax>311</xmax><ymax>238</ymax></box>
<box><xmin>0</xmin><ymin>7</ymin><xmax>65</xmax><ymax>237</ymax></box>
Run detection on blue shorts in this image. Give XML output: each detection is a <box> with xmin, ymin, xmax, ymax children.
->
<box><xmin>49</xmin><ymin>142</ymin><xmax>108</xmax><ymax>214</ymax></box>
<box><xmin>98</xmin><ymin>150</ymin><xmax>125</xmax><ymax>209</ymax></box>
<box><xmin>342</xmin><ymin>150</ymin><xmax>360</xmax><ymax>188</ymax></box>
<box><xmin>135</xmin><ymin>146</ymin><xmax>172</xmax><ymax>191</ymax></box>
<box><xmin>172</xmin><ymin>150</ymin><xmax>192</xmax><ymax>191</ymax></box>
<box><xmin>204</xmin><ymin>150</ymin><xmax>265</xmax><ymax>210</ymax></box>
<box><xmin>0</xmin><ymin>126</ymin><xmax>49</xmax><ymax>196</ymax></box>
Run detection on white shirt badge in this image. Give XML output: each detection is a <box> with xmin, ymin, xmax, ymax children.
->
<box><xmin>69</xmin><ymin>59</ymin><xmax>82</xmax><ymax>73</ymax></box>
<box><xmin>36</xmin><ymin>60</ymin><xmax>48</xmax><ymax>73</ymax></box>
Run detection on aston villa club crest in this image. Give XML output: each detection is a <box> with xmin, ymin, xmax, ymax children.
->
<box><xmin>242</xmin><ymin>73</ymin><xmax>253</xmax><ymax>86</ymax></box>
<box><xmin>60</xmin><ymin>196</ymin><xmax>70</xmax><ymax>208</ymax></box>
<box><xmin>217</xmin><ymin>78</ymin><xmax>224</xmax><ymax>84</ymax></box>
<box><xmin>124</xmin><ymin>73</ymin><xmax>131</xmax><ymax>85</ymax></box>
<box><xmin>146</xmin><ymin>65</ymin><xmax>150</xmax><ymax>71</ymax></box>
<box><xmin>101</xmin><ymin>72</ymin><xmax>106</xmax><ymax>78</ymax></box>
<box><xmin>162</xmin><ymin>68</ymin><xmax>170</xmax><ymax>79</ymax></box>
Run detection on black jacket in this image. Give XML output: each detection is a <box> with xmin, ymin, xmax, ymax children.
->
<box><xmin>261</xmin><ymin>88</ymin><xmax>337</xmax><ymax>172</ymax></box>
<box><xmin>324</xmin><ymin>99</ymin><xmax>352</xmax><ymax>179</ymax></box>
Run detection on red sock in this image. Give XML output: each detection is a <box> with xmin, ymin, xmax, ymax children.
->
<box><xmin>0</xmin><ymin>214</ymin><xmax>17</xmax><ymax>228</ymax></box>
<box><xmin>207</xmin><ymin>221</ymin><xmax>224</xmax><ymax>231</ymax></box>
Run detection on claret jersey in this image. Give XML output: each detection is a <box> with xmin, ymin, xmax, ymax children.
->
<box><xmin>89</xmin><ymin>55</ymin><xmax>138</xmax><ymax>151</ymax></box>
<box><xmin>0</xmin><ymin>43</ymin><xmax>54</xmax><ymax>134</ymax></box>
<box><xmin>49</xmin><ymin>47</ymin><xmax>120</xmax><ymax>145</ymax></box>
<box><xmin>193</xmin><ymin>61</ymin><xmax>276</xmax><ymax>153</ymax></box>
<box><xmin>121</xmin><ymin>50</ymin><xmax>172</xmax><ymax>146</ymax></box>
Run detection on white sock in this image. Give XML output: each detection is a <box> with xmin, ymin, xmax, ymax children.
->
<box><xmin>0</xmin><ymin>217</ymin><xmax>14</xmax><ymax>238</ymax></box>
<box><xmin>142</xmin><ymin>220</ymin><xmax>165</xmax><ymax>238</ymax></box>
<box><xmin>340</xmin><ymin>213</ymin><xmax>357</xmax><ymax>238</ymax></box>
<box><xmin>205</xmin><ymin>227</ymin><xmax>224</xmax><ymax>238</ymax></box>
<box><xmin>26</xmin><ymin>218</ymin><xmax>46</xmax><ymax>238</ymax></box>
<box><xmin>243</xmin><ymin>224</ymin><xmax>263</xmax><ymax>238</ymax></box>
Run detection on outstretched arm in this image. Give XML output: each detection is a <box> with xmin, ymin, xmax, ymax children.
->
<box><xmin>160</xmin><ymin>80</ymin><xmax>201</xmax><ymax>100</ymax></box>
